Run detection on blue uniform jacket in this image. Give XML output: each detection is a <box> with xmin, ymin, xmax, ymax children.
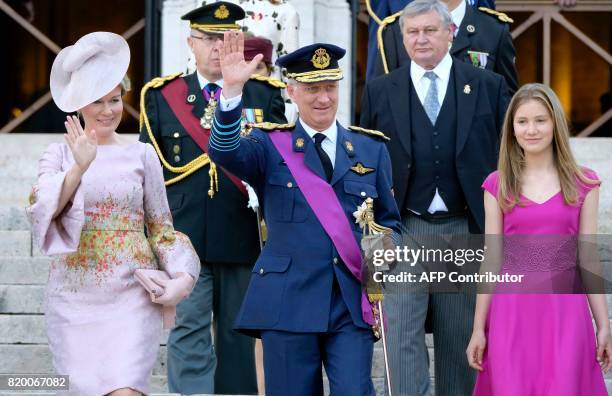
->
<box><xmin>208</xmin><ymin>104</ymin><xmax>401</xmax><ymax>337</ymax></box>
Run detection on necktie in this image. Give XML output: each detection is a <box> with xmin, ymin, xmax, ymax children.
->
<box><xmin>313</xmin><ymin>133</ymin><xmax>333</xmax><ymax>182</ymax></box>
<box><xmin>423</xmin><ymin>71</ymin><xmax>440</xmax><ymax>125</ymax></box>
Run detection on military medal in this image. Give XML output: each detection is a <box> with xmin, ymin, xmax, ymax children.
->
<box><xmin>467</xmin><ymin>50</ymin><xmax>489</xmax><ymax>69</ymax></box>
<box><xmin>200</xmin><ymin>97</ymin><xmax>217</xmax><ymax>129</ymax></box>
<box><xmin>200</xmin><ymin>86</ymin><xmax>221</xmax><ymax>130</ymax></box>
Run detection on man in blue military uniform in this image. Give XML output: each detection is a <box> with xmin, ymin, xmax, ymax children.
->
<box><xmin>139</xmin><ymin>2</ymin><xmax>286</xmax><ymax>394</ymax></box>
<box><xmin>373</xmin><ymin>0</ymin><xmax>518</xmax><ymax>93</ymax></box>
<box><xmin>208</xmin><ymin>33</ymin><xmax>402</xmax><ymax>395</ymax></box>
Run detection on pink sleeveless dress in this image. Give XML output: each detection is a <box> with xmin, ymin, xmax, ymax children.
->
<box><xmin>473</xmin><ymin>170</ymin><xmax>607</xmax><ymax>396</ymax></box>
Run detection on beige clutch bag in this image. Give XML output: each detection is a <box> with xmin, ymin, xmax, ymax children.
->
<box><xmin>134</xmin><ymin>269</ymin><xmax>176</xmax><ymax>329</ymax></box>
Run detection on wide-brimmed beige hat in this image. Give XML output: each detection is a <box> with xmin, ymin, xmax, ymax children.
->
<box><xmin>50</xmin><ymin>32</ymin><xmax>130</xmax><ymax>112</ymax></box>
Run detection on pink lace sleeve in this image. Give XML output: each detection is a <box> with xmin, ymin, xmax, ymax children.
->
<box><xmin>25</xmin><ymin>143</ymin><xmax>84</xmax><ymax>255</ymax></box>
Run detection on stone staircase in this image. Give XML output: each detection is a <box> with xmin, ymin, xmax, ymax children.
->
<box><xmin>1</xmin><ymin>134</ymin><xmax>612</xmax><ymax>395</ymax></box>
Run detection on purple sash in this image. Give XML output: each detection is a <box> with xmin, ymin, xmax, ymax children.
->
<box><xmin>268</xmin><ymin>131</ymin><xmax>375</xmax><ymax>326</ymax></box>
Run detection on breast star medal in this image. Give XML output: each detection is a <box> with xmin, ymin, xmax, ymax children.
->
<box><xmin>200</xmin><ymin>97</ymin><xmax>218</xmax><ymax>130</ymax></box>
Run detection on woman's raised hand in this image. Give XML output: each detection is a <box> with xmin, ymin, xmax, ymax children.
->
<box><xmin>64</xmin><ymin>115</ymin><xmax>97</xmax><ymax>173</ymax></box>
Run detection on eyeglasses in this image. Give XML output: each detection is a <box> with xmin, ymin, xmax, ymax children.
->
<box><xmin>190</xmin><ymin>34</ymin><xmax>222</xmax><ymax>44</ymax></box>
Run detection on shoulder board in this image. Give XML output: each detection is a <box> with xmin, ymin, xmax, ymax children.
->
<box><xmin>252</xmin><ymin>122</ymin><xmax>295</xmax><ymax>131</ymax></box>
<box><xmin>250</xmin><ymin>74</ymin><xmax>287</xmax><ymax>89</ymax></box>
<box><xmin>143</xmin><ymin>73</ymin><xmax>183</xmax><ymax>90</ymax></box>
<box><xmin>478</xmin><ymin>7</ymin><xmax>514</xmax><ymax>24</ymax></box>
<box><xmin>381</xmin><ymin>11</ymin><xmax>402</xmax><ymax>28</ymax></box>
<box><xmin>348</xmin><ymin>126</ymin><xmax>390</xmax><ymax>141</ymax></box>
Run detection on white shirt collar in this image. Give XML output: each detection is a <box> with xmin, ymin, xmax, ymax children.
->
<box><xmin>196</xmin><ymin>71</ymin><xmax>223</xmax><ymax>90</ymax></box>
<box><xmin>299</xmin><ymin>118</ymin><xmax>338</xmax><ymax>146</ymax></box>
<box><xmin>451</xmin><ymin>0</ymin><xmax>467</xmax><ymax>31</ymax></box>
<box><xmin>410</xmin><ymin>51</ymin><xmax>453</xmax><ymax>83</ymax></box>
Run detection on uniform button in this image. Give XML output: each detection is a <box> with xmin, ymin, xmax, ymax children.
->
<box><xmin>360</xmin><ymin>191</ymin><xmax>366</xmax><ymax>197</ymax></box>
<box><xmin>173</xmin><ymin>132</ymin><xmax>180</xmax><ymax>138</ymax></box>
<box><xmin>287</xmin><ymin>182</ymin><xmax>293</xmax><ymax>188</ymax></box>
<box><xmin>174</xmin><ymin>155</ymin><xmax>181</xmax><ymax>162</ymax></box>
<box><xmin>435</xmin><ymin>176</ymin><xmax>440</xmax><ymax>180</ymax></box>
<box><xmin>435</xmin><ymin>160</ymin><xmax>440</xmax><ymax>165</ymax></box>
<box><xmin>434</xmin><ymin>145</ymin><xmax>439</xmax><ymax>150</ymax></box>
<box><xmin>433</xmin><ymin>132</ymin><xmax>439</xmax><ymax>136</ymax></box>
<box><xmin>173</xmin><ymin>145</ymin><xmax>180</xmax><ymax>154</ymax></box>
<box><xmin>259</xmin><ymin>268</ymin><xmax>264</xmax><ymax>275</ymax></box>
<box><xmin>333</xmin><ymin>257</ymin><xmax>339</xmax><ymax>264</ymax></box>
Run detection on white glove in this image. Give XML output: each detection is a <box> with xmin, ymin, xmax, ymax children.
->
<box><xmin>243</xmin><ymin>181</ymin><xmax>259</xmax><ymax>212</ymax></box>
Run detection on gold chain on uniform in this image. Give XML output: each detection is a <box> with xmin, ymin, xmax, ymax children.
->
<box><xmin>139</xmin><ymin>73</ymin><xmax>218</xmax><ymax>197</ymax></box>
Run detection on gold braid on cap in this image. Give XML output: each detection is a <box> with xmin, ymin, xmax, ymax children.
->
<box><xmin>140</xmin><ymin>73</ymin><xmax>217</xmax><ymax>193</ymax></box>
<box><xmin>190</xmin><ymin>23</ymin><xmax>241</xmax><ymax>32</ymax></box>
<box><xmin>286</xmin><ymin>68</ymin><xmax>343</xmax><ymax>83</ymax></box>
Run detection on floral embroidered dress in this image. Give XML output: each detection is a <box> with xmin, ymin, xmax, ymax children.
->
<box><xmin>27</xmin><ymin>142</ymin><xmax>200</xmax><ymax>395</ymax></box>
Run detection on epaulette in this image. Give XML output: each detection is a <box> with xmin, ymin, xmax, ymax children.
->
<box><xmin>478</xmin><ymin>7</ymin><xmax>514</xmax><ymax>24</ymax></box>
<box><xmin>142</xmin><ymin>72</ymin><xmax>183</xmax><ymax>90</ymax></box>
<box><xmin>348</xmin><ymin>126</ymin><xmax>390</xmax><ymax>141</ymax></box>
<box><xmin>252</xmin><ymin>122</ymin><xmax>295</xmax><ymax>131</ymax></box>
<box><xmin>250</xmin><ymin>74</ymin><xmax>287</xmax><ymax>89</ymax></box>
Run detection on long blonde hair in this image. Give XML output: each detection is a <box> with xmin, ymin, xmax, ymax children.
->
<box><xmin>497</xmin><ymin>83</ymin><xmax>599</xmax><ymax>211</ymax></box>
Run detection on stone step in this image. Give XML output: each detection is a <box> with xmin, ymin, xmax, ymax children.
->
<box><xmin>4</xmin><ymin>281</ymin><xmax>612</xmax><ymax>318</ymax></box>
<box><xmin>0</xmin><ymin>342</ymin><xmax>609</xmax><ymax>394</ymax></box>
<box><xmin>0</xmin><ymin>231</ymin><xmax>31</xmax><ymax>257</ymax></box>
<box><xmin>0</xmin><ymin>344</ymin><xmax>168</xmax><ymax>376</ymax></box>
<box><xmin>0</xmin><ymin>206</ymin><xmax>30</xmax><ymax>231</ymax></box>
<box><xmin>0</xmin><ymin>257</ymin><xmax>51</xmax><ymax>285</ymax></box>
<box><xmin>0</xmin><ymin>285</ymin><xmax>43</xmax><ymax>314</ymax></box>
<box><xmin>0</xmin><ymin>344</ymin><xmax>387</xmax><ymax>378</ymax></box>
<box><xmin>0</xmin><ymin>315</ymin><xmax>46</xmax><ymax>344</ymax></box>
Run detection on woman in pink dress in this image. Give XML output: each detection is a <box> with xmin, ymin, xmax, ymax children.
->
<box><xmin>26</xmin><ymin>32</ymin><xmax>200</xmax><ymax>395</ymax></box>
<box><xmin>466</xmin><ymin>83</ymin><xmax>612</xmax><ymax>395</ymax></box>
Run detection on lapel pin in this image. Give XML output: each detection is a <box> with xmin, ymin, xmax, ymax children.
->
<box><xmin>467</xmin><ymin>24</ymin><xmax>476</xmax><ymax>33</ymax></box>
<box><xmin>345</xmin><ymin>141</ymin><xmax>354</xmax><ymax>152</ymax></box>
<box><xmin>295</xmin><ymin>137</ymin><xmax>305</xmax><ymax>149</ymax></box>
<box><xmin>187</xmin><ymin>94</ymin><xmax>196</xmax><ymax>103</ymax></box>
<box><xmin>464</xmin><ymin>84</ymin><xmax>471</xmax><ymax>94</ymax></box>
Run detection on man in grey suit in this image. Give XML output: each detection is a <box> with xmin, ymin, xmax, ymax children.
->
<box><xmin>360</xmin><ymin>0</ymin><xmax>510</xmax><ymax>394</ymax></box>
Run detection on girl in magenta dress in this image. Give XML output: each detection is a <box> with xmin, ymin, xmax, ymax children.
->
<box><xmin>26</xmin><ymin>32</ymin><xmax>199</xmax><ymax>395</ymax></box>
<box><xmin>466</xmin><ymin>83</ymin><xmax>611</xmax><ymax>395</ymax></box>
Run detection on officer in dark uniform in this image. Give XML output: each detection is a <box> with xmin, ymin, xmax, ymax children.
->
<box><xmin>209</xmin><ymin>34</ymin><xmax>402</xmax><ymax>396</ymax></box>
<box><xmin>138</xmin><ymin>2</ymin><xmax>286</xmax><ymax>395</ymax></box>
<box><xmin>373</xmin><ymin>0</ymin><xmax>518</xmax><ymax>93</ymax></box>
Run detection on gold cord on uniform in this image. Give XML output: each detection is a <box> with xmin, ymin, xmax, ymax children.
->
<box><xmin>139</xmin><ymin>74</ymin><xmax>218</xmax><ymax>194</ymax></box>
